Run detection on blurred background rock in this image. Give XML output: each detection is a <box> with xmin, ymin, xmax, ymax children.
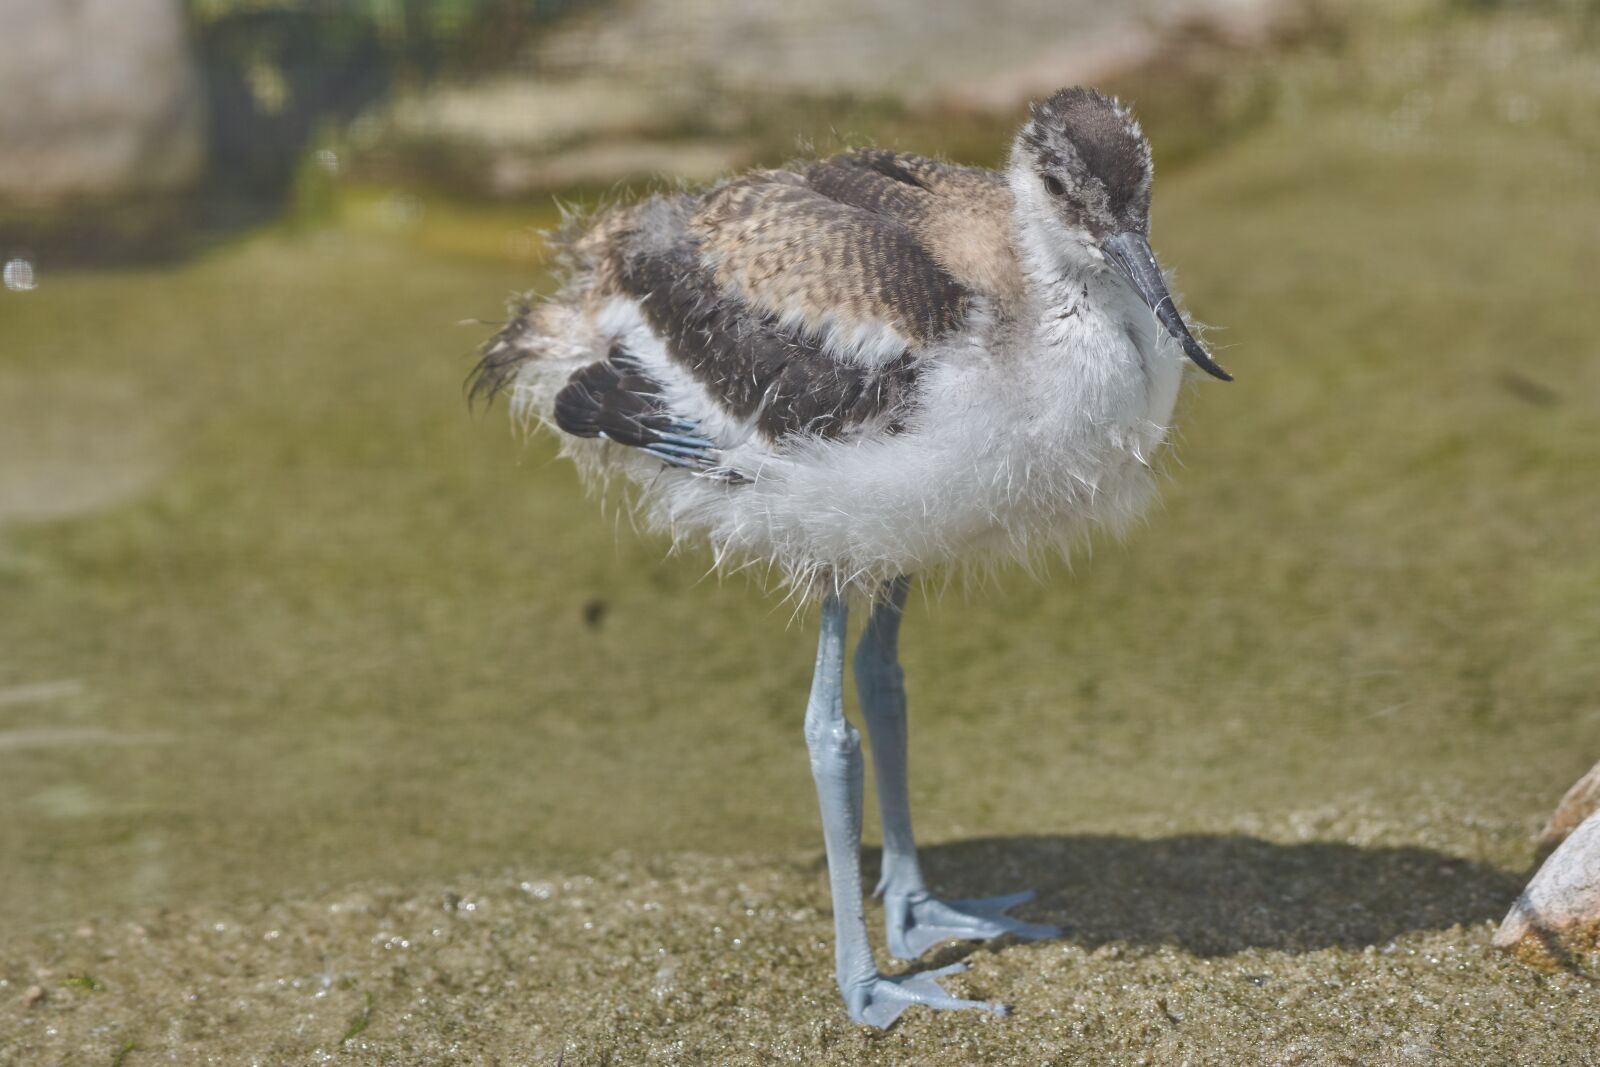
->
<box><xmin>0</xmin><ymin>0</ymin><xmax>207</xmax><ymax>260</ymax></box>
<box><xmin>0</xmin><ymin>0</ymin><xmax>1302</xmax><ymax>263</ymax></box>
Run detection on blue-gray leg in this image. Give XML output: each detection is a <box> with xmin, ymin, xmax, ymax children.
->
<box><xmin>805</xmin><ymin>593</ymin><xmax>1002</xmax><ymax>1028</ymax></box>
<box><xmin>855</xmin><ymin>576</ymin><xmax>1062</xmax><ymax>961</ymax></box>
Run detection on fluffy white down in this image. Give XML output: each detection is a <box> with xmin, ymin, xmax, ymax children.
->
<box><xmin>506</xmin><ymin>252</ymin><xmax>1189</xmax><ymax>602</ymax></box>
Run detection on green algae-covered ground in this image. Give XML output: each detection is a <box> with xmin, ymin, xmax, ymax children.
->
<box><xmin>4</xmin><ymin>6</ymin><xmax>1600</xmax><ymax>1064</ymax></box>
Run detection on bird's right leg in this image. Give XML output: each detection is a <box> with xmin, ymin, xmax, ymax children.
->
<box><xmin>805</xmin><ymin>592</ymin><xmax>1002</xmax><ymax>1029</ymax></box>
<box><xmin>855</xmin><ymin>576</ymin><xmax>1061</xmax><ymax>961</ymax></box>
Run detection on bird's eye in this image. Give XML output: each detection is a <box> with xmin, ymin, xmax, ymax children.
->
<box><xmin>1042</xmin><ymin>175</ymin><xmax>1066</xmax><ymax>198</ymax></box>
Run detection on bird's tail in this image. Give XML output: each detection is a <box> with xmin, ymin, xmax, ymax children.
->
<box><xmin>466</xmin><ymin>301</ymin><xmax>544</xmax><ymax>409</ymax></box>
<box><xmin>467</xmin><ymin>201</ymin><xmax>630</xmax><ymax>412</ymax></box>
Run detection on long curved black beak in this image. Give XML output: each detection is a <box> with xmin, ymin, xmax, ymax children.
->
<box><xmin>1101</xmin><ymin>231</ymin><xmax>1232</xmax><ymax>381</ymax></box>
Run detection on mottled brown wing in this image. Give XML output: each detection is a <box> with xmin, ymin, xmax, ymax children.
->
<box><xmin>815</xmin><ymin>151</ymin><xmax>1026</xmax><ymax>306</ymax></box>
<box><xmin>691</xmin><ymin>166</ymin><xmax>975</xmax><ymax>349</ymax></box>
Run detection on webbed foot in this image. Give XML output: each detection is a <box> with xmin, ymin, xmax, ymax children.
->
<box><xmin>845</xmin><ymin>962</ymin><xmax>1006</xmax><ymax>1029</ymax></box>
<box><xmin>884</xmin><ymin>889</ymin><xmax>1062</xmax><ymax>960</ymax></box>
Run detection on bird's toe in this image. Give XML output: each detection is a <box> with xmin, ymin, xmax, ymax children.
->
<box><xmin>847</xmin><ymin>964</ymin><xmax>1005</xmax><ymax>1029</ymax></box>
<box><xmin>885</xmin><ymin>888</ymin><xmax>1062</xmax><ymax>961</ymax></box>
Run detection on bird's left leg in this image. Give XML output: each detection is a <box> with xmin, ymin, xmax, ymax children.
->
<box><xmin>805</xmin><ymin>592</ymin><xmax>1001</xmax><ymax>1028</ymax></box>
<box><xmin>855</xmin><ymin>576</ymin><xmax>1062</xmax><ymax>961</ymax></box>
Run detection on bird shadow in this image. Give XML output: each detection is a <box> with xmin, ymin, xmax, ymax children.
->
<box><xmin>860</xmin><ymin>833</ymin><xmax>1524</xmax><ymax>958</ymax></box>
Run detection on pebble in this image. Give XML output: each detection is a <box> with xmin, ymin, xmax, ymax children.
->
<box><xmin>1496</xmin><ymin>808</ymin><xmax>1600</xmax><ymax>973</ymax></box>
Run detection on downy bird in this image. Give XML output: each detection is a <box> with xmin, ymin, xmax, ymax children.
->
<box><xmin>470</xmin><ymin>86</ymin><xmax>1230</xmax><ymax>1028</ymax></box>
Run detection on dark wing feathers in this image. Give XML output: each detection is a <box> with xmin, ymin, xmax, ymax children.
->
<box><xmin>613</xmin><ymin>244</ymin><xmax>923</xmax><ymax>443</ymax></box>
<box><xmin>552</xmin><ymin>351</ymin><xmax>663</xmax><ymax>445</ymax></box>
<box><xmin>553</xmin><ymin>347</ymin><xmax>727</xmax><ymax>475</ymax></box>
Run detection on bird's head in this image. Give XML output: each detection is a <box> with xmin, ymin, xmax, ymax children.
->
<box><xmin>1011</xmin><ymin>87</ymin><xmax>1231</xmax><ymax>381</ymax></box>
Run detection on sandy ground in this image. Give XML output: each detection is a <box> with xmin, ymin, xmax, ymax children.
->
<box><xmin>5</xmin><ymin>819</ymin><xmax>1599</xmax><ymax>1065</ymax></box>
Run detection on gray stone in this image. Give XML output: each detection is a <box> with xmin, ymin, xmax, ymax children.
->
<box><xmin>0</xmin><ymin>0</ymin><xmax>205</xmax><ymax>206</ymax></box>
<box><xmin>526</xmin><ymin>0</ymin><xmax>1285</xmax><ymax>104</ymax></box>
<box><xmin>370</xmin><ymin>0</ymin><xmax>1292</xmax><ymax>196</ymax></box>
<box><xmin>1496</xmin><ymin>808</ymin><xmax>1600</xmax><ymax>974</ymax></box>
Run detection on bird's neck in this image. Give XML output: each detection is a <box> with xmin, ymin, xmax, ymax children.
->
<box><xmin>1002</xmin><ymin>187</ymin><xmax>1101</xmax><ymax>312</ymax></box>
<box><xmin>1009</xmin><ymin>233</ymin><xmax>1110</xmax><ymax>348</ymax></box>
<box><xmin>1001</xmin><ymin>193</ymin><xmax>1155</xmax><ymax>383</ymax></box>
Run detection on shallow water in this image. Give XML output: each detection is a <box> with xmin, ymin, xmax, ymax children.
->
<box><xmin>3</xmin><ymin>8</ymin><xmax>1600</xmax><ymax>1061</ymax></box>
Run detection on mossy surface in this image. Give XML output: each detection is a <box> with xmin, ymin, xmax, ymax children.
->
<box><xmin>3</xmin><ymin>6</ymin><xmax>1600</xmax><ymax>1062</ymax></box>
